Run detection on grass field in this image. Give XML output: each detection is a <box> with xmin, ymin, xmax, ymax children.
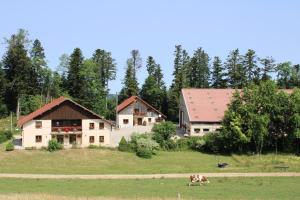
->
<box><xmin>0</xmin><ymin>147</ymin><xmax>300</xmax><ymax>174</ymax></box>
<box><xmin>0</xmin><ymin>177</ymin><xmax>299</xmax><ymax>199</ymax></box>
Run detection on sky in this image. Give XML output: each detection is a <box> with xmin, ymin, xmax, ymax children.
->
<box><xmin>1</xmin><ymin>0</ymin><xmax>300</xmax><ymax>93</ymax></box>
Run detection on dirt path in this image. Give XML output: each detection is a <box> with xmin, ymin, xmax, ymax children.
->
<box><xmin>0</xmin><ymin>172</ymin><xmax>300</xmax><ymax>180</ymax></box>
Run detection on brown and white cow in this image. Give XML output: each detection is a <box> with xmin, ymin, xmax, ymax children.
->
<box><xmin>189</xmin><ymin>175</ymin><xmax>210</xmax><ymax>186</ymax></box>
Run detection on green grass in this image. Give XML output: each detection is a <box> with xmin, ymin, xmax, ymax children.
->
<box><xmin>0</xmin><ymin>177</ymin><xmax>299</xmax><ymax>199</ymax></box>
<box><xmin>0</xmin><ymin>148</ymin><xmax>300</xmax><ymax>174</ymax></box>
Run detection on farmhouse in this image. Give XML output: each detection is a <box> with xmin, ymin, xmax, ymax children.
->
<box><xmin>179</xmin><ymin>88</ymin><xmax>236</xmax><ymax>136</ymax></box>
<box><xmin>18</xmin><ymin>96</ymin><xmax>114</xmax><ymax>149</ymax></box>
<box><xmin>116</xmin><ymin>96</ymin><xmax>166</xmax><ymax>128</ymax></box>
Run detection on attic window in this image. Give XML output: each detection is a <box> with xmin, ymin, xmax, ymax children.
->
<box><xmin>203</xmin><ymin>128</ymin><xmax>210</xmax><ymax>132</ymax></box>
<box><xmin>194</xmin><ymin>128</ymin><xmax>200</xmax><ymax>133</ymax></box>
<box><xmin>35</xmin><ymin>121</ymin><xmax>42</xmax><ymax>129</ymax></box>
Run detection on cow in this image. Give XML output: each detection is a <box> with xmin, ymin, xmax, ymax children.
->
<box><xmin>188</xmin><ymin>175</ymin><xmax>210</xmax><ymax>186</ymax></box>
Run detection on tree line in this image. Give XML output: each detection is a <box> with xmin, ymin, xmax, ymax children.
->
<box><xmin>1</xmin><ymin>29</ymin><xmax>300</xmax><ymax>122</ymax></box>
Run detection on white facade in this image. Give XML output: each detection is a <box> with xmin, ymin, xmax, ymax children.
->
<box><xmin>179</xmin><ymin>93</ymin><xmax>221</xmax><ymax>136</ymax></box>
<box><xmin>21</xmin><ymin>119</ymin><xmax>111</xmax><ymax>149</ymax></box>
<box><xmin>117</xmin><ymin>99</ymin><xmax>163</xmax><ymax>128</ymax></box>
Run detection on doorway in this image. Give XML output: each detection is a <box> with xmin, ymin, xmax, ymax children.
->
<box><xmin>69</xmin><ymin>134</ymin><xmax>76</xmax><ymax>145</ymax></box>
<box><xmin>137</xmin><ymin>118</ymin><xmax>143</xmax><ymax>125</ymax></box>
<box><xmin>57</xmin><ymin>135</ymin><xmax>64</xmax><ymax>144</ymax></box>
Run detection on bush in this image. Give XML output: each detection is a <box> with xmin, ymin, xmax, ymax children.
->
<box><xmin>118</xmin><ymin>136</ymin><xmax>131</xmax><ymax>152</ymax></box>
<box><xmin>47</xmin><ymin>139</ymin><xmax>63</xmax><ymax>152</ymax></box>
<box><xmin>135</xmin><ymin>136</ymin><xmax>159</xmax><ymax>159</ymax></box>
<box><xmin>88</xmin><ymin>145</ymin><xmax>98</xmax><ymax>149</ymax></box>
<box><xmin>0</xmin><ymin>130</ymin><xmax>13</xmax><ymax>144</ymax></box>
<box><xmin>152</xmin><ymin>121</ymin><xmax>176</xmax><ymax>149</ymax></box>
<box><xmin>5</xmin><ymin>141</ymin><xmax>14</xmax><ymax>151</ymax></box>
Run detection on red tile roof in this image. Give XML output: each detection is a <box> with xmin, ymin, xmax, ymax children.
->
<box><xmin>18</xmin><ymin>96</ymin><xmax>113</xmax><ymax>127</ymax></box>
<box><xmin>117</xmin><ymin>96</ymin><xmax>166</xmax><ymax>118</ymax></box>
<box><xmin>181</xmin><ymin>88</ymin><xmax>294</xmax><ymax>123</ymax></box>
<box><xmin>182</xmin><ymin>89</ymin><xmax>236</xmax><ymax>122</ymax></box>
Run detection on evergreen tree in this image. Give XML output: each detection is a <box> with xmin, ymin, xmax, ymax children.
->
<box><xmin>2</xmin><ymin>29</ymin><xmax>33</xmax><ymax>113</ymax></box>
<box><xmin>187</xmin><ymin>48</ymin><xmax>210</xmax><ymax>88</ymax></box>
<box><xmin>168</xmin><ymin>45</ymin><xmax>189</xmax><ymax>121</ymax></box>
<box><xmin>0</xmin><ymin>63</ymin><xmax>8</xmax><ymax>116</ymax></box>
<box><xmin>243</xmin><ymin>49</ymin><xmax>259</xmax><ymax>84</ymax></box>
<box><xmin>30</xmin><ymin>39</ymin><xmax>47</xmax><ymax>94</ymax></box>
<box><xmin>92</xmin><ymin>49</ymin><xmax>116</xmax><ymax>91</ymax></box>
<box><xmin>211</xmin><ymin>56</ymin><xmax>227</xmax><ymax>88</ymax></box>
<box><xmin>225</xmin><ymin>49</ymin><xmax>246</xmax><ymax>88</ymax></box>
<box><xmin>260</xmin><ymin>56</ymin><xmax>275</xmax><ymax>81</ymax></box>
<box><xmin>67</xmin><ymin>48</ymin><xmax>84</xmax><ymax>99</ymax></box>
<box><xmin>141</xmin><ymin>56</ymin><xmax>166</xmax><ymax>112</ymax></box>
<box><xmin>119</xmin><ymin>50</ymin><xmax>141</xmax><ymax>102</ymax></box>
<box><xmin>78</xmin><ymin>59</ymin><xmax>106</xmax><ymax>115</ymax></box>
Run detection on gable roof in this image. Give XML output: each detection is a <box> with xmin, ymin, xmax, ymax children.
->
<box><xmin>18</xmin><ymin>96</ymin><xmax>113</xmax><ymax>127</ymax></box>
<box><xmin>181</xmin><ymin>89</ymin><xmax>236</xmax><ymax>123</ymax></box>
<box><xmin>117</xmin><ymin>96</ymin><xmax>166</xmax><ymax>118</ymax></box>
<box><xmin>181</xmin><ymin>88</ymin><xmax>294</xmax><ymax>123</ymax></box>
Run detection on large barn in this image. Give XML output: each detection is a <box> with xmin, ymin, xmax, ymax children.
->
<box><xmin>179</xmin><ymin>88</ymin><xmax>237</xmax><ymax>136</ymax></box>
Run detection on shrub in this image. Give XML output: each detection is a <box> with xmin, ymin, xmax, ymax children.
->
<box><xmin>135</xmin><ymin>136</ymin><xmax>159</xmax><ymax>159</ymax></box>
<box><xmin>5</xmin><ymin>141</ymin><xmax>14</xmax><ymax>151</ymax></box>
<box><xmin>152</xmin><ymin>121</ymin><xmax>176</xmax><ymax>149</ymax></box>
<box><xmin>47</xmin><ymin>139</ymin><xmax>63</xmax><ymax>152</ymax></box>
<box><xmin>88</xmin><ymin>145</ymin><xmax>98</xmax><ymax>149</ymax></box>
<box><xmin>135</xmin><ymin>135</ymin><xmax>159</xmax><ymax>158</ymax></box>
<box><xmin>3</xmin><ymin>130</ymin><xmax>13</xmax><ymax>140</ymax></box>
<box><xmin>118</xmin><ymin>136</ymin><xmax>131</xmax><ymax>152</ymax></box>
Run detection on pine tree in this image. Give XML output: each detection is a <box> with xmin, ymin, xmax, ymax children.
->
<box><xmin>211</xmin><ymin>56</ymin><xmax>226</xmax><ymax>88</ymax></box>
<box><xmin>92</xmin><ymin>49</ymin><xmax>116</xmax><ymax>91</ymax></box>
<box><xmin>0</xmin><ymin>63</ymin><xmax>8</xmax><ymax>116</ymax></box>
<box><xmin>168</xmin><ymin>45</ymin><xmax>189</xmax><ymax>121</ymax></box>
<box><xmin>225</xmin><ymin>49</ymin><xmax>246</xmax><ymax>88</ymax></box>
<box><xmin>141</xmin><ymin>56</ymin><xmax>166</xmax><ymax>112</ymax></box>
<box><xmin>67</xmin><ymin>48</ymin><xmax>84</xmax><ymax>99</ymax></box>
<box><xmin>119</xmin><ymin>55</ymin><xmax>139</xmax><ymax>102</ymax></box>
<box><xmin>3</xmin><ymin>29</ymin><xmax>33</xmax><ymax>112</ymax></box>
<box><xmin>30</xmin><ymin>39</ymin><xmax>49</xmax><ymax>96</ymax></box>
<box><xmin>243</xmin><ymin>49</ymin><xmax>258</xmax><ymax>84</ymax></box>
<box><xmin>187</xmin><ymin>48</ymin><xmax>210</xmax><ymax>88</ymax></box>
<box><xmin>260</xmin><ymin>56</ymin><xmax>276</xmax><ymax>81</ymax></box>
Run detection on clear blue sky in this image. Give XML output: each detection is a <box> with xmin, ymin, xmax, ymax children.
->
<box><xmin>1</xmin><ymin>0</ymin><xmax>300</xmax><ymax>93</ymax></box>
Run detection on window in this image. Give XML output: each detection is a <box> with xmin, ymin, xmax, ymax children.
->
<box><xmin>194</xmin><ymin>128</ymin><xmax>200</xmax><ymax>133</ymax></box>
<box><xmin>148</xmin><ymin>118</ymin><xmax>152</xmax><ymax>123</ymax></box>
<box><xmin>89</xmin><ymin>123</ymin><xmax>95</xmax><ymax>130</ymax></box>
<box><xmin>134</xmin><ymin>108</ymin><xmax>139</xmax><ymax>113</ymax></box>
<box><xmin>203</xmin><ymin>128</ymin><xmax>210</xmax><ymax>132</ymax></box>
<box><xmin>99</xmin><ymin>136</ymin><xmax>104</xmax><ymax>143</ymax></box>
<box><xmin>89</xmin><ymin>136</ymin><xmax>95</xmax><ymax>143</ymax></box>
<box><xmin>123</xmin><ymin>119</ymin><xmax>129</xmax><ymax>124</ymax></box>
<box><xmin>35</xmin><ymin>135</ymin><xmax>42</xmax><ymax>143</ymax></box>
<box><xmin>99</xmin><ymin>122</ymin><xmax>104</xmax><ymax>129</ymax></box>
<box><xmin>35</xmin><ymin>121</ymin><xmax>42</xmax><ymax>128</ymax></box>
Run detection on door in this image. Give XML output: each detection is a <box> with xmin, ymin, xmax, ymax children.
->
<box><xmin>138</xmin><ymin>118</ymin><xmax>143</xmax><ymax>125</ymax></box>
<box><xmin>57</xmin><ymin>135</ymin><xmax>64</xmax><ymax>144</ymax></box>
<box><xmin>69</xmin><ymin>134</ymin><xmax>76</xmax><ymax>145</ymax></box>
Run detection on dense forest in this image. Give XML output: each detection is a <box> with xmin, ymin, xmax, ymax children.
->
<box><xmin>1</xmin><ymin>29</ymin><xmax>300</xmax><ymax>123</ymax></box>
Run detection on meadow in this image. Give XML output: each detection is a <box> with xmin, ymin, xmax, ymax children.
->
<box><xmin>0</xmin><ymin>177</ymin><xmax>299</xmax><ymax>199</ymax></box>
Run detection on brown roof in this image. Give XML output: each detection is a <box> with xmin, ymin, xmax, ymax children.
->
<box><xmin>181</xmin><ymin>88</ymin><xmax>294</xmax><ymax>123</ymax></box>
<box><xmin>117</xmin><ymin>96</ymin><xmax>166</xmax><ymax>118</ymax></box>
<box><xmin>18</xmin><ymin>96</ymin><xmax>113</xmax><ymax>127</ymax></box>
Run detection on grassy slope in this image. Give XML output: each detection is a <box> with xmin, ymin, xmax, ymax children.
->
<box><xmin>0</xmin><ymin>149</ymin><xmax>300</xmax><ymax>174</ymax></box>
<box><xmin>0</xmin><ymin>177</ymin><xmax>299</xmax><ymax>199</ymax></box>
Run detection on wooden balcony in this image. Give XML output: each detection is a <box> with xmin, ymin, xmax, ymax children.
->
<box><xmin>51</xmin><ymin>126</ymin><xmax>82</xmax><ymax>133</ymax></box>
<box><xmin>133</xmin><ymin>111</ymin><xmax>146</xmax><ymax>116</ymax></box>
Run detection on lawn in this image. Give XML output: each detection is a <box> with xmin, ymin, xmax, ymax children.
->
<box><xmin>0</xmin><ymin>148</ymin><xmax>300</xmax><ymax>174</ymax></box>
<box><xmin>0</xmin><ymin>177</ymin><xmax>299</xmax><ymax>199</ymax></box>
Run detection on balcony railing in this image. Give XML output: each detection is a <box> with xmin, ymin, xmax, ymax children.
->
<box><xmin>51</xmin><ymin>126</ymin><xmax>82</xmax><ymax>133</ymax></box>
<box><xmin>133</xmin><ymin>111</ymin><xmax>146</xmax><ymax>116</ymax></box>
